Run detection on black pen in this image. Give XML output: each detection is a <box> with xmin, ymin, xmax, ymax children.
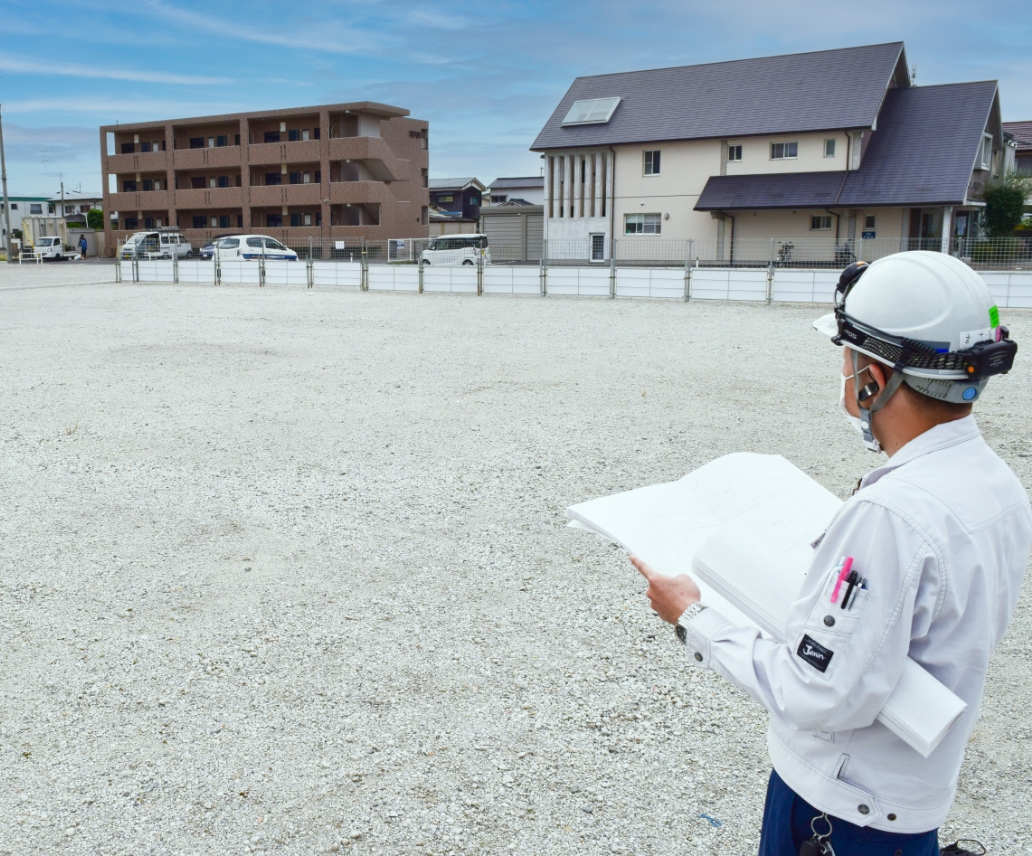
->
<box><xmin>845</xmin><ymin>577</ymin><xmax>864</xmax><ymax>610</ymax></box>
<box><xmin>840</xmin><ymin>570</ymin><xmax>859</xmax><ymax>610</ymax></box>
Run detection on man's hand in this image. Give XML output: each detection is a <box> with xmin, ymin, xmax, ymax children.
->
<box><xmin>631</xmin><ymin>555</ymin><xmax>701</xmax><ymax>625</ymax></box>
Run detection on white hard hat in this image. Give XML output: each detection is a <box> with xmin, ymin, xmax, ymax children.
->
<box><xmin>813</xmin><ymin>252</ymin><xmax>1016</xmax><ymax>405</ymax></box>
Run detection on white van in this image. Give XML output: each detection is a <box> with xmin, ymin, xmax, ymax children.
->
<box><xmin>212</xmin><ymin>235</ymin><xmax>299</xmax><ymax>262</ymax></box>
<box><xmin>421</xmin><ymin>234</ymin><xmax>491</xmax><ymax>266</ymax></box>
<box><xmin>32</xmin><ymin>236</ymin><xmax>77</xmax><ymax>261</ymax></box>
<box><xmin>120</xmin><ymin>231</ymin><xmax>193</xmax><ymax>260</ymax></box>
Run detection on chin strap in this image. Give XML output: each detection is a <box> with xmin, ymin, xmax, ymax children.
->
<box><xmin>852</xmin><ymin>350</ymin><xmax>905</xmax><ymax>453</ymax></box>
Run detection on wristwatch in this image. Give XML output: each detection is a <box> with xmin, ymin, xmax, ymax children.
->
<box><xmin>674</xmin><ymin>602</ymin><xmax>707</xmax><ymax>644</ymax></box>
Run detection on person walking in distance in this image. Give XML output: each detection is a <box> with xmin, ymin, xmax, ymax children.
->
<box><xmin>633</xmin><ymin>252</ymin><xmax>1029</xmax><ymax>855</ymax></box>
<box><xmin>78</xmin><ymin>233</ymin><xmax>88</xmax><ymax>260</ymax></box>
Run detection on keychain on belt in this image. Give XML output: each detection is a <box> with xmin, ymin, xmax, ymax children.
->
<box><xmin>798</xmin><ymin>812</ymin><xmax>836</xmax><ymax>856</ymax></box>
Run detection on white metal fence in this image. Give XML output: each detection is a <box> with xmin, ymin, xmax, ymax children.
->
<box><xmin>116</xmin><ymin>255</ymin><xmax>1032</xmax><ymax>309</ymax></box>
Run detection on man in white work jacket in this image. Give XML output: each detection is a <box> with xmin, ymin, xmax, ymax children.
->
<box><xmin>634</xmin><ymin>252</ymin><xmax>1031</xmax><ymax>856</ymax></box>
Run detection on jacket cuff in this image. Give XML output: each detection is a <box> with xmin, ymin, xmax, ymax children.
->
<box><xmin>685</xmin><ymin>607</ymin><xmax>732</xmax><ymax>669</ymax></box>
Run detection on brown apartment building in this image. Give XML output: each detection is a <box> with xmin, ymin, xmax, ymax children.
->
<box><xmin>100</xmin><ymin>101</ymin><xmax>429</xmax><ymax>253</ymax></box>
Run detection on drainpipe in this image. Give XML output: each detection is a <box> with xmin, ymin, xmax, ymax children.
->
<box><xmin>608</xmin><ymin>147</ymin><xmax>616</xmax><ymax>260</ymax></box>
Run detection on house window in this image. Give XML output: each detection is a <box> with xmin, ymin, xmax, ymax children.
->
<box><xmin>470</xmin><ymin>194</ymin><xmax>480</xmax><ymax>206</ymax></box>
<box><xmin>30</xmin><ymin>204</ymin><xmax>42</xmax><ymax>214</ymax></box>
<box><xmin>824</xmin><ymin>139</ymin><xmax>836</xmax><ymax>157</ymax></box>
<box><xmin>65</xmin><ymin>204</ymin><xmax>75</xmax><ymax>214</ymax></box>
<box><xmin>771</xmin><ymin>142</ymin><xmax>798</xmax><ymax>160</ymax></box>
<box><xmin>438</xmin><ymin>195</ymin><xmax>454</xmax><ymax>204</ymax></box>
<box><xmin>810</xmin><ymin>215</ymin><xmax>832</xmax><ymax>231</ymax></box>
<box><xmin>727</xmin><ymin>145</ymin><xmax>743</xmax><ymax>162</ymax></box>
<box><xmin>864</xmin><ymin>215</ymin><xmax>876</xmax><ymax>229</ymax></box>
<box><xmin>644</xmin><ymin>150</ymin><xmax>661</xmax><ymax>175</ymax></box>
<box><xmin>981</xmin><ymin>134</ymin><xmax>993</xmax><ymax>170</ymax></box>
<box><xmin>267</xmin><ymin>213</ymin><xmax>282</xmax><ymax>227</ymax></box>
<box><xmin>493</xmin><ymin>194</ymin><xmax>507</xmax><ymax>203</ymax></box>
<box><xmin>591</xmin><ymin>234</ymin><xmax>605</xmax><ymax>261</ymax></box>
<box><xmin>625</xmin><ymin>213</ymin><xmax>662</xmax><ymax>235</ymax></box>
<box><xmin>192</xmin><ymin>216</ymin><xmax>207</xmax><ymax>229</ymax></box>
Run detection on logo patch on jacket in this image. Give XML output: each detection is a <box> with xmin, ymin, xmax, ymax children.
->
<box><xmin>797</xmin><ymin>634</ymin><xmax>834</xmax><ymax>673</ymax></box>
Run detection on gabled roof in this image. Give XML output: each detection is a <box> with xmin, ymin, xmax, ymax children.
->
<box><xmin>1004</xmin><ymin>121</ymin><xmax>1032</xmax><ymax>154</ymax></box>
<box><xmin>532</xmin><ymin>42</ymin><xmax>908</xmax><ymax>151</ymax></box>
<box><xmin>488</xmin><ymin>176</ymin><xmax>545</xmax><ymax>190</ymax></box>
<box><xmin>696</xmin><ymin>82</ymin><xmax>998</xmax><ymax>210</ymax></box>
<box><xmin>429</xmin><ymin>177</ymin><xmax>485</xmax><ymax>192</ymax></box>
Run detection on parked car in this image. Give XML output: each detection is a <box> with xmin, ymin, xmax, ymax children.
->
<box><xmin>119</xmin><ymin>230</ymin><xmax>192</xmax><ymax>260</ymax></box>
<box><xmin>421</xmin><ymin>234</ymin><xmax>491</xmax><ymax>266</ymax></box>
<box><xmin>31</xmin><ymin>236</ymin><xmax>78</xmax><ymax>261</ymax></box>
<box><xmin>199</xmin><ymin>234</ymin><xmax>240</xmax><ymax>260</ymax></box>
<box><xmin>213</xmin><ymin>235</ymin><xmax>299</xmax><ymax>262</ymax></box>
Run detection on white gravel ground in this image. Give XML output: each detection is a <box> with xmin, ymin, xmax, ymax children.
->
<box><xmin>1</xmin><ymin>270</ymin><xmax>1031</xmax><ymax>855</ymax></box>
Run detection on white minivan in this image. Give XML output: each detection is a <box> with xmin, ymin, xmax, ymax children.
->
<box><xmin>420</xmin><ymin>234</ymin><xmax>491</xmax><ymax>266</ymax></box>
<box><xmin>120</xmin><ymin>230</ymin><xmax>193</xmax><ymax>260</ymax></box>
<box><xmin>212</xmin><ymin>235</ymin><xmax>299</xmax><ymax>262</ymax></box>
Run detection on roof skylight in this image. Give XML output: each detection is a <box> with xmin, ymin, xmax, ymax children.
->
<box><xmin>561</xmin><ymin>97</ymin><xmax>621</xmax><ymax>126</ymax></box>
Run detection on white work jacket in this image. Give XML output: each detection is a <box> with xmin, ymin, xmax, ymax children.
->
<box><xmin>685</xmin><ymin>416</ymin><xmax>1031</xmax><ymax>833</ymax></box>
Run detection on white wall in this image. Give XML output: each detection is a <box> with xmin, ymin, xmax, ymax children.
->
<box><xmin>725</xmin><ymin>132</ymin><xmax>848</xmax><ymax>176</ymax></box>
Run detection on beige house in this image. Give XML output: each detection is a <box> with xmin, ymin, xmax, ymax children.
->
<box><xmin>531</xmin><ymin>43</ymin><xmax>1005</xmax><ymax>263</ymax></box>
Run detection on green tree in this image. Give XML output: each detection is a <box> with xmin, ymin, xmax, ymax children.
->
<box><xmin>86</xmin><ymin>208</ymin><xmax>104</xmax><ymax>230</ymax></box>
<box><xmin>979</xmin><ymin>173</ymin><xmax>1032</xmax><ymax>236</ymax></box>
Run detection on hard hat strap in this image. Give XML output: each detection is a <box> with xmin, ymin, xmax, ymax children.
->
<box><xmin>852</xmin><ymin>348</ymin><xmax>905</xmax><ymax>453</ymax></box>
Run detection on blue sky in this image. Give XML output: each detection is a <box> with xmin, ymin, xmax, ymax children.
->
<box><xmin>2</xmin><ymin>0</ymin><xmax>1030</xmax><ymax>197</ymax></box>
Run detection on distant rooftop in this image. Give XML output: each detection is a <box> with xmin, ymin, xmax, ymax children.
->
<box><xmin>489</xmin><ymin>176</ymin><xmax>544</xmax><ymax>189</ymax></box>
<box><xmin>1004</xmin><ymin>121</ymin><xmax>1032</xmax><ymax>153</ymax></box>
<box><xmin>429</xmin><ymin>177</ymin><xmax>484</xmax><ymax>191</ymax></box>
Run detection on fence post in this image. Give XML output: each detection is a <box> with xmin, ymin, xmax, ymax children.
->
<box><xmin>173</xmin><ymin>251</ymin><xmax>179</xmax><ymax>284</ymax></box>
<box><xmin>132</xmin><ymin>257</ymin><xmax>139</xmax><ymax>283</ymax></box>
<box><xmin>361</xmin><ymin>247</ymin><xmax>368</xmax><ymax>291</ymax></box>
<box><xmin>477</xmin><ymin>248</ymin><xmax>484</xmax><ymax>296</ymax></box>
<box><xmin>215</xmin><ymin>256</ymin><xmax>221</xmax><ymax>286</ymax></box>
<box><xmin>684</xmin><ymin>240</ymin><xmax>694</xmax><ymax>301</ymax></box>
<box><xmin>540</xmin><ymin>239</ymin><xmax>548</xmax><ymax>297</ymax></box>
<box><xmin>259</xmin><ymin>249</ymin><xmax>266</xmax><ymax>288</ymax></box>
<box><xmin>857</xmin><ymin>237</ymin><xmax>863</xmax><ymax>263</ymax></box>
<box><xmin>609</xmin><ymin>241</ymin><xmax>617</xmax><ymax>299</ymax></box>
<box><xmin>766</xmin><ymin>238</ymin><xmax>775</xmax><ymax>305</ymax></box>
<box><xmin>418</xmin><ymin>255</ymin><xmax>424</xmax><ymax>294</ymax></box>
<box><xmin>115</xmin><ymin>257</ymin><xmax>122</xmax><ymax>283</ymax></box>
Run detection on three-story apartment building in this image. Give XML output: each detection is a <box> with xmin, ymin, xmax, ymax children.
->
<box><xmin>531</xmin><ymin>43</ymin><xmax>1005</xmax><ymax>262</ymax></box>
<box><xmin>101</xmin><ymin>101</ymin><xmax>429</xmax><ymax>253</ymax></box>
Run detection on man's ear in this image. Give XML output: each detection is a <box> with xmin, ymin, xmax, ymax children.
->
<box><xmin>859</xmin><ymin>361</ymin><xmax>889</xmax><ymax>403</ymax></box>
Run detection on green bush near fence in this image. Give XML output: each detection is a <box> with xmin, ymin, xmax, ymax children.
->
<box><xmin>968</xmin><ymin>237</ymin><xmax>1032</xmax><ymax>265</ymax></box>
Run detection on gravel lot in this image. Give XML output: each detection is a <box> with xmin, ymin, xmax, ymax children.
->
<box><xmin>2</xmin><ymin>270</ymin><xmax>1030</xmax><ymax>855</ymax></box>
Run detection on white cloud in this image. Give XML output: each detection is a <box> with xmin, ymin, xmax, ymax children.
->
<box><xmin>0</xmin><ymin>54</ymin><xmax>232</xmax><ymax>85</ymax></box>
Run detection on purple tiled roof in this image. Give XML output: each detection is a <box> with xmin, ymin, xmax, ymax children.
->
<box><xmin>696</xmin><ymin>82</ymin><xmax>998</xmax><ymax>209</ymax></box>
<box><xmin>532</xmin><ymin>43</ymin><xmax>907</xmax><ymax>150</ymax></box>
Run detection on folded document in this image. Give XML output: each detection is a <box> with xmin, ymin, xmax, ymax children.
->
<box><xmin>566</xmin><ymin>453</ymin><xmax>965</xmax><ymax>757</ymax></box>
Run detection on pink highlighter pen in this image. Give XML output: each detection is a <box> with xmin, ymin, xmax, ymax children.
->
<box><xmin>830</xmin><ymin>556</ymin><xmax>854</xmax><ymax>604</ymax></box>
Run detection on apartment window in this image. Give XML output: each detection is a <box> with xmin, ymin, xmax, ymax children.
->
<box><xmin>192</xmin><ymin>216</ymin><xmax>206</xmax><ymax>229</ymax></box>
<box><xmin>644</xmin><ymin>150</ymin><xmax>661</xmax><ymax>176</ymax></box>
<box><xmin>288</xmin><ymin>130</ymin><xmax>300</xmax><ymax>142</ymax></box>
<box><xmin>142</xmin><ymin>179</ymin><xmax>153</xmax><ymax>191</ymax></box>
<box><xmin>123</xmin><ymin>180</ymin><xmax>137</xmax><ymax>192</ymax></box>
<box><xmin>864</xmin><ymin>215</ymin><xmax>876</xmax><ymax>229</ymax></box>
<box><xmin>218</xmin><ymin>215</ymin><xmax>230</xmax><ymax>228</ymax></box>
<box><xmin>289</xmin><ymin>172</ymin><xmax>301</xmax><ymax>185</ymax></box>
<box><xmin>215</xmin><ymin>135</ymin><xmax>227</xmax><ymax>147</ymax></box>
<box><xmin>189</xmin><ymin>137</ymin><xmax>204</xmax><ymax>149</ymax></box>
<box><xmin>771</xmin><ymin>142</ymin><xmax>798</xmax><ymax>160</ymax></box>
<box><xmin>625</xmin><ymin>213</ymin><xmax>662</xmax><ymax>235</ymax></box>
<box><xmin>217</xmin><ymin>175</ymin><xmax>229</xmax><ymax>188</ymax></box>
<box><xmin>140</xmin><ymin>141</ymin><xmax>152</xmax><ymax>153</ymax></box>
<box><xmin>314</xmin><ymin>127</ymin><xmax>320</xmax><ymax>140</ymax></box>
<box><xmin>727</xmin><ymin>145</ymin><xmax>743</xmax><ymax>162</ymax></box>
<box><xmin>492</xmin><ymin>194</ymin><xmax>506</xmax><ymax>203</ymax></box>
<box><xmin>30</xmin><ymin>204</ymin><xmax>42</xmax><ymax>214</ymax></box>
<box><xmin>235</xmin><ymin>134</ymin><xmax>241</xmax><ymax>146</ymax></box>
<box><xmin>264</xmin><ymin>131</ymin><xmax>281</xmax><ymax>144</ymax></box>
<box><xmin>237</xmin><ymin>214</ymin><xmax>244</xmax><ymax>227</ymax></box>
<box><xmin>591</xmin><ymin>234</ymin><xmax>605</xmax><ymax>261</ymax></box>
<box><xmin>189</xmin><ymin>177</ymin><xmax>203</xmax><ymax>189</ymax></box>
<box><xmin>124</xmin><ymin>217</ymin><xmax>138</xmax><ymax>230</ymax></box>
<box><xmin>121</xmin><ymin>142</ymin><xmax>134</xmax><ymax>154</ymax></box>
<box><xmin>289</xmin><ymin>213</ymin><xmax>314</xmax><ymax>227</ymax></box>
<box><xmin>265</xmin><ymin>173</ymin><xmax>282</xmax><ymax>186</ymax></box>
<box><xmin>810</xmin><ymin>215</ymin><xmax>832</xmax><ymax>231</ymax></box>
<box><xmin>824</xmin><ymin>139</ymin><xmax>836</xmax><ymax>157</ymax></box>
<box><xmin>9</xmin><ymin>203</ymin><xmax>17</xmax><ymax>210</ymax></box>
<box><xmin>144</xmin><ymin>217</ymin><xmax>155</xmax><ymax>229</ymax></box>
<box><xmin>267</xmin><ymin>213</ymin><xmax>282</xmax><ymax>227</ymax></box>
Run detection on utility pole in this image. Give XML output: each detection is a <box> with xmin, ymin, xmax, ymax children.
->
<box><xmin>0</xmin><ymin>103</ymin><xmax>12</xmax><ymax>262</ymax></box>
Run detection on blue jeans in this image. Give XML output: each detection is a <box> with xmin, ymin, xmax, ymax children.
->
<box><xmin>758</xmin><ymin>769</ymin><xmax>940</xmax><ymax>856</ymax></box>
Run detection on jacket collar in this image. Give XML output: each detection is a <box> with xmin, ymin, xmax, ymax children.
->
<box><xmin>860</xmin><ymin>415</ymin><xmax>982</xmax><ymax>489</ymax></box>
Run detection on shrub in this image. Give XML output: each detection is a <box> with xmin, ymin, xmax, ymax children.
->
<box><xmin>979</xmin><ymin>173</ymin><xmax>1032</xmax><ymax>236</ymax></box>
